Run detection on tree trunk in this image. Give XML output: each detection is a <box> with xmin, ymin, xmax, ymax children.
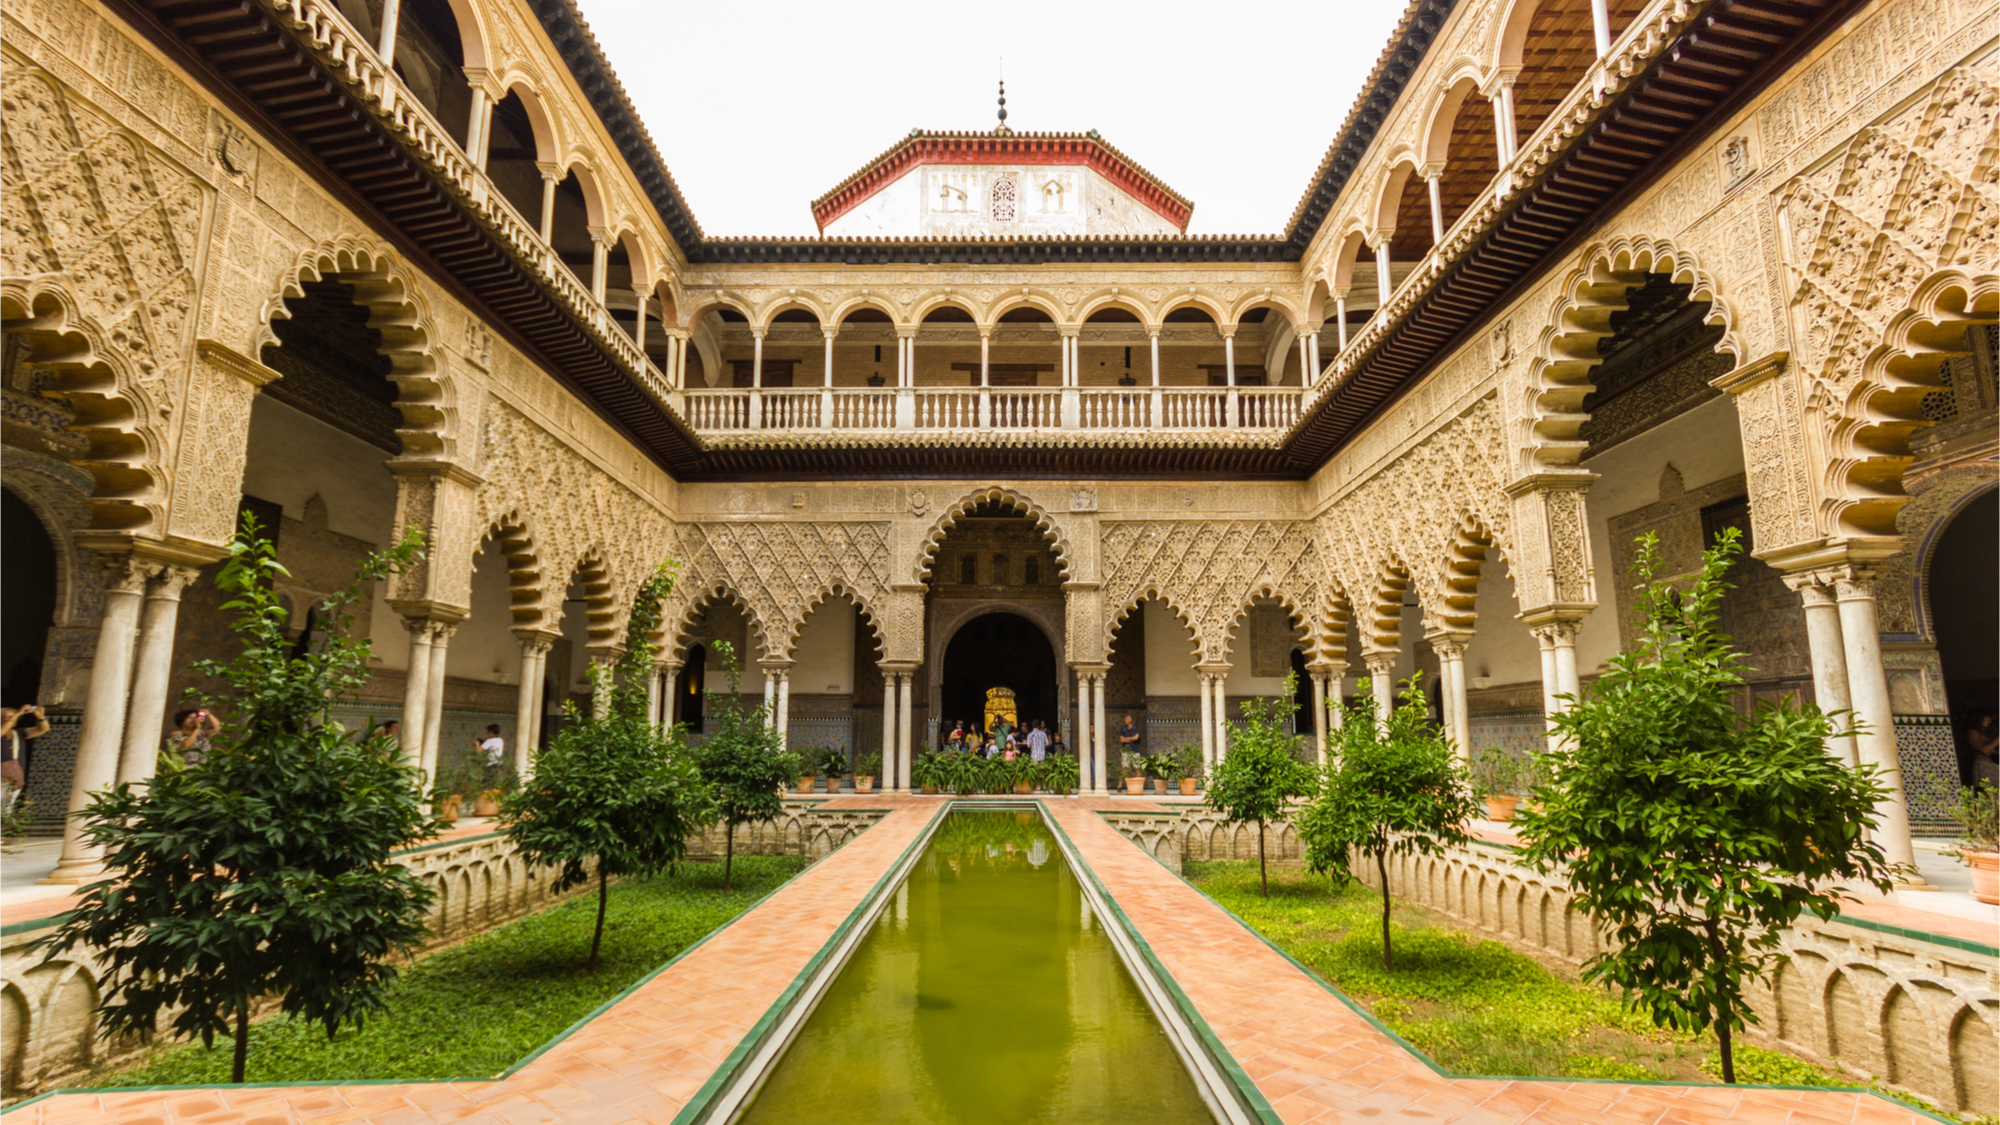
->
<box><xmin>1257</xmin><ymin>818</ymin><xmax>1269</xmax><ymax>897</ymax></box>
<box><xmin>725</xmin><ymin>820</ymin><xmax>736</xmax><ymax>890</ymax></box>
<box><xmin>588</xmin><ymin>863</ymin><xmax>609</xmax><ymax>971</ymax></box>
<box><xmin>1376</xmin><ymin>846</ymin><xmax>1393</xmax><ymax>972</ymax></box>
<box><xmin>1717</xmin><ymin>1012</ymin><xmax>1735</xmax><ymax>1083</ymax></box>
<box><xmin>231</xmin><ymin>992</ymin><xmax>250</xmax><ymax>1083</ymax></box>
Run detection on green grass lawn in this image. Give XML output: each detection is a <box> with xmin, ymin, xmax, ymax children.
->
<box><xmin>94</xmin><ymin>854</ymin><xmax>805</xmax><ymax>1087</ymax></box>
<box><xmin>1184</xmin><ymin>859</ymin><xmax>1900</xmax><ymax>1092</ymax></box>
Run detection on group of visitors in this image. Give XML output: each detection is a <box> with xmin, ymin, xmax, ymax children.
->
<box><xmin>946</xmin><ymin>718</ymin><xmax>1058</xmax><ymax>761</ymax></box>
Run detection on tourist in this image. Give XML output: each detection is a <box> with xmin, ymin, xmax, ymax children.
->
<box><xmin>1118</xmin><ymin>714</ymin><xmax>1143</xmax><ymax>757</ymax></box>
<box><xmin>1027</xmin><ymin>720</ymin><xmax>1049</xmax><ymax>762</ymax></box>
<box><xmin>1970</xmin><ymin>711</ymin><xmax>1999</xmax><ymax>787</ymax></box>
<box><xmin>1</xmin><ymin>704</ymin><xmax>49</xmax><ymax>815</ymax></box>
<box><xmin>380</xmin><ymin>719</ymin><xmax>400</xmax><ymax>750</ymax></box>
<box><xmin>948</xmin><ymin>720</ymin><xmax>965</xmax><ymax>750</ymax></box>
<box><xmin>164</xmin><ymin>708</ymin><xmax>223</xmax><ymax>767</ymax></box>
<box><xmin>477</xmin><ymin>724</ymin><xmax>505</xmax><ymax>786</ymax></box>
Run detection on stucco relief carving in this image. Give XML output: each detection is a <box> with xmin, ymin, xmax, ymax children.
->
<box><xmin>475</xmin><ymin>399</ymin><xmax>675</xmax><ymax>637</ymax></box>
<box><xmin>1100</xmin><ymin>520</ymin><xmax>1327</xmax><ymax>667</ymax></box>
<box><xmin>2</xmin><ymin>68</ymin><xmax>208</xmax><ymax>524</ymax></box>
<box><xmin>1778</xmin><ymin>63</ymin><xmax>1998</xmax><ymax>540</ymax></box>
<box><xmin>668</xmin><ymin>520</ymin><xmax>893</xmax><ymax>663</ymax></box>
<box><xmin>166</xmin><ymin>342</ymin><xmax>265</xmax><ymax>545</ymax></box>
<box><xmin>1317</xmin><ymin>394</ymin><xmax>1515</xmax><ymax>626</ymax></box>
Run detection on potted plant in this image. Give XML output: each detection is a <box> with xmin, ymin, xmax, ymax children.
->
<box><xmin>473</xmin><ymin>763</ymin><xmax>515</xmax><ymax>817</ymax></box>
<box><xmin>431</xmin><ymin>761</ymin><xmax>477</xmax><ymax>824</ymax></box>
<box><xmin>1175</xmin><ymin>744</ymin><xmax>1202</xmax><ymax>796</ymax></box>
<box><xmin>911</xmin><ymin>752</ymin><xmax>941</xmax><ymax>795</ymax></box>
<box><xmin>1043</xmin><ymin>754</ymin><xmax>1079</xmax><ymax>796</ymax></box>
<box><xmin>855</xmin><ymin>751</ymin><xmax>881</xmax><ymax>794</ymax></box>
<box><xmin>816</xmin><ymin>745</ymin><xmax>849</xmax><ymax>793</ymax></box>
<box><xmin>1950</xmin><ymin>781</ymin><xmax>1999</xmax><ymax>904</ymax></box>
<box><xmin>1471</xmin><ymin>747</ymin><xmax>1527</xmax><ymax>821</ymax></box>
<box><xmin>1122</xmin><ymin>749</ymin><xmax>1147</xmax><ymax>796</ymax></box>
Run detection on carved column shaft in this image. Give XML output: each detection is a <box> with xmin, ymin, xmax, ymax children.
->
<box><xmin>422</xmin><ymin>624</ymin><xmax>456</xmax><ymax>781</ymax></box>
<box><xmin>1364</xmin><ymin>653</ymin><xmax>1398</xmax><ymax>734</ymax></box>
<box><xmin>117</xmin><ymin>564</ymin><xmax>203</xmax><ymax>786</ymax></box>
<box><xmin>1834</xmin><ymin>572</ymin><xmax>1916</xmax><ymax>873</ymax></box>
<box><xmin>45</xmin><ymin>558</ymin><xmax>150</xmax><ymax>884</ymax></box>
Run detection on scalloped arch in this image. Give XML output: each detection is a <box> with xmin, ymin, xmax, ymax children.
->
<box><xmin>1104</xmin><ymin>588</ymin><xmax>1201</xmax><ymax>664</ymax></box>
<box><xmin>914</xmin><ymin>486</ymin><xmax>1074</xmax><ymax>584</ymax></box>
<box><xmin>475</xmin><ymin>507</ymin><xmax>548</xmax><ymax>630</ymax></box>
<box><xmin>0</xmin><ymin>279</ymin><xmax>168</xmax><ymax>535</ymax></box>
<box><xmin>667</xmin><ymin>580</ymin><xmax>774</xmax><ymax>666</ymax></box>
<box><xmin>256</xmin><ymin>237</ymin><xmax>455</xmax><ymax>459</ymax></box>
<box><xmin>1519</xmin><ymin>235</ymin><xmax>1738</xmax><ymax>474</ymax></box>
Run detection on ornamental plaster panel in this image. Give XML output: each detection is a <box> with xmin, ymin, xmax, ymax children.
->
<box><xmin>1099</xmin><ymin>519</ymin><xmax>1329</xmax><ymax>667</ymax></box>
<box><xmin>667</xmin><ymin>520</ymin><xmax>894</xmax><ymax>664</ymax></box>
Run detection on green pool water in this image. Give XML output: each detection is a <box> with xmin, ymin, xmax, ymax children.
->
<box><xmin>735</xmin><ymin>808</ymin><xmax>1215</xmax><ymax>1125</ymax></box>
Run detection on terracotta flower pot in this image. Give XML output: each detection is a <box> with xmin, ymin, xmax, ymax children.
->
<box><xmin>1124</xmin><ymin>776</ymin><xmax>1146</xmax><ymax>795</ymax></box>
<box><xmin>438</xmin><ymin>794</ymin><xmax>463</xmax><ymax>823</ymax></box>
<box><xmin>1179</xmin><ymin>778</ymin><xmax>1198</xmax><ymax>796</ymax></box>
<box><xmin>855</xmin><ymin>776</ymin><xmax>875</xmax><ymax>794</ymax></box>
<box><xmin>1485</xmin><ymin>794</ymin><xmax>1521</xmax><ymax>822</ymax></box>
<box><xmin>1153</xmin><ymin>779</ymin><xmax>1168</xmax><ymax>795</ymax></box>
<box><xmin>797</xmin><ymin>775</ymin><xmax>815</xmax><ymax>794</ymax></box>
<box><xmin>1014</xmin><ymin>779</ymin><xmax>1033</xmax><ymax>794</ymax></box>
<box><xmin>473</xmin><ymin>791</ymin><xmax>501</xmax><ymax>817</ymax></box>
<box><xmin>922</xmin><ymin>783</ymin><xmax>938</xmax><ymax>795</ymax></box>
<box><xmin>1968</xmin><ymin>850</ymin><xmax>2000</xmax><ymax>905</ymax></box>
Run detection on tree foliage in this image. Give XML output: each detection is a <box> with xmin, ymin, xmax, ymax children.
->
<box><xmin>37</xmin><ymin>514</ymin><xmax>435</xmax><ymax>1082</ymax></box>
<box><xmin>1203</xmin><ymin>677</ymin><xmax>1317</xmax><ymax>896</ymax></box>
<box><xmin>498</xmin><ymin>562</ymin><xmax>713</xmax><ymax>969</ymax></box>
<box><xmin>1295</xmin><ymin>673</ymin><xmax>1477</xmax><ymax>969</ymax></box>
<box><xmin>1512</xmin><ymin>530</ymin><xmax>1894</xmax><ymax>1082</ymax></box>
<box><xmin>691</xmin><ymin>640</ymin><xmax>793</xmax><ymax>890</ymax></box>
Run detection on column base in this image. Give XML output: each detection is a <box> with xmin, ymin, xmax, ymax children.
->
<box><xmin>1893</xmin><ymin>876</ymin><xmax>1935</xmax><ymax>890</ymax></box>
<box><xmin>892</xmin><ymin>787</ymin><xmax>912</xmax><ymax>796</ymax></box>
<box><xmin>1086</xmin><ymin>787</ymin><xmax>1109</xmax><ymax>797</ymax></box>
<box><xmin>40</xmin><ymin>859</ymin><xmax>105</xmax><ymax>885</ymax></box>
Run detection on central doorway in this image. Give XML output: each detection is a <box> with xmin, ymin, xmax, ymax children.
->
<box><xmin>941</xmin><ymin>612</ymin><xmax>1057</xmax><ymax>741</ymax></box>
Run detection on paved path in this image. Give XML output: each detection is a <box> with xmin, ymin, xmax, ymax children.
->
<box><xmin>8</xmin><ymin>797</ymin><xmax>1938</xmax><ymax>1123</ymax></box>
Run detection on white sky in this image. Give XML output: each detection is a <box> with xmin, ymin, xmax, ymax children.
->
<box><xmin>579</xmin><ymin>0</ymin><xmax>1413</xmax><ymax>238</ymax></box>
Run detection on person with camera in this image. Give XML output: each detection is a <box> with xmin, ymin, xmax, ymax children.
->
<box><xmin>165</xmin><ymin>707</ymin><xmax>223</xmax><ymax>767</ymax></box>
<box><xmin>1</xmin><ymin>704</ymin><xmax>49</xmax><ymax>815</ymax></box>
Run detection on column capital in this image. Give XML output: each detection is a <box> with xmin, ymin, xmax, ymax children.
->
<box><xmin>1426</xmin><ymin>632</ymin><xmax>1472</xmax><ymax>658</ymax></box>
<box><xmin>1369</xmin><ymin>228</ymin><xmax>1395</xmax><ymax>251</ymax></box>
<box><xmin>1057</xmin><ymin>323</ymin><xmax>1082</xmax><ymax>338</ymax></box>
<box><xmin>1069</xmin><ymin>662</ymin><xmax>1113</xmax><ymax>676</ymax></box>
<box><xmin>147</xmin><ymin>564</ymin><xmax>203</xmax><ymax>599</ymax></box>
<box><xmin>1195</xmin><ymin>662</ymin><xmax>1232</xmax><ymax>676</ymax></box>
<box><xmin>535</xmin><ymin>160</ymin><xmax>562</xmax><ymax>180</ymax></box>
<box><xmin>512</xmin><ymin>627</ymin><xmax>560</xmax><ymax>654</ymax></box>
<box><xmin>388</xmin><ymin>600</ymin><xmax>470</xmax><ymax>626</ymax></box>
<box><xmin>1362</xmin><ymin>652</ymin><xmax>1399</xmax><ymax>675</ymax></box>
<box><xmin>894</xmin><ymin>324</ymin><xmax>920</xmax><ymax>339</ymax></box>
<box><xmin>459</xmin><ymin>65</ymin><xmax>506</xmax><ymax>98</ymax></box>
<box><xmin>822</xmin><ymin>325</ymin><xmax>841</xmax><ymax>340</ymax></box>
<box><xmin>1758</xmin><ymin>537</ymin><xmax>1902</xmax><ymax>578</ymax></box>
<box><xmin>1143</xmin><ymin>323</ymin><xmax>1163</xmax><ymax>337</ymax></box>
<box><xmin>1480</xmin><ymin>66</ymin><xmax>1522</xmax><ymax>95</ymax></box>
<box><xmin>1420</xmin><ymin>161</ymin><xmax>1446</xmax><ymax>181</ymax></box>
<box><xmin>749</xmin><ymin>326</ymin><xmax>768</xmax><ymax>340</ymax></box>
<box><xmin>586</xmin><ymin>225</ymin><xmax>615</xmax><ymax>248</ymax></box>
<box><xmin>1528</xmin><ymin>620</ymin><xmax>1582</xmax><ymax>646</ymax></box>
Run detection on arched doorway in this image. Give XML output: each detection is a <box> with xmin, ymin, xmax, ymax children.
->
<box><xmin>941</xmin><ymin>613</ymin><xmax>1056</xmax><ymax>743</ymax></box>
<box><xmin>1931</xmin><ymin>488</ymin><xmax>1998</xmax><ymax>781</ymax></box>
<box><xmin>1</xmin><ymin>489</ymin><xmax>56</xmax><ymax>707</ymax></box>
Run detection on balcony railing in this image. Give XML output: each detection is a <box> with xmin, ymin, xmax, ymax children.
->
<box><xmin>682</xmin><ymin>386</ymin><xmax>1303</xmax><ymax>435</ymax></box>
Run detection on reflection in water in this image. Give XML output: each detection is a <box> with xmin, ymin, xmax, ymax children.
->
<box><xmin>737</xmin><ymin>810</ymin><xmax>1212</xmax><ymax>1125</ymax></box>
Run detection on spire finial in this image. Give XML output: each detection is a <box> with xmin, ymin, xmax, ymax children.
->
<box><xmin>995</xmin><ymin>66</ymin><xmax>1011</xmax><ymax>135</ymax></box>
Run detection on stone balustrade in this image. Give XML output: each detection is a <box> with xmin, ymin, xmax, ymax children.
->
<box><xmin>1100</xmin><ymin>809</ymin><xmax>1999</xmax><ymax>1117</ymax></box>
<box><xmin>681</xmin><ymin>386</ymin><xmax>1304</xmax><ymax>436</ymax></box>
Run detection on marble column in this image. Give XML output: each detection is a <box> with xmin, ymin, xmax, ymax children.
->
<box><xmin>1365</xmin><ymin>653</ymin><xmax>1397</xmax><ymax>733</ymax></box>
<box><xmin>1430</xmin><ymin>634</ymin><xmax>1472</xmax><ymax>761</ymax></box>
<box><xmin>762</xmin><ymin>667</ymin><xmax>777</xmax><ymax>721</ymax></box>
<box><xmin>1375</xmin><ymin>240</ymin><xmax>1394</xmax><ymax>308</ymax></box>
<box><xmin>1790</xmin><ymin>576</ymin><xmax>1856</xmax><ymax>763</ymax></box>
<box><xmin>44</xmin><ymin>558</ymin><xmax>150</xmax><ymax>884</ymax></box>
<box><xmin>1211</xmin><ymin>672</ymin><xmax>1232</xmax><ymax>760</ymax></box>
<box><xmin>1530</xmin><ymin>620</ymin><xmax>1582</xmax><ymax>751</ymax></box>
<box><xmin>1333</xmin><ymin>290</ymin><xmax>1349</xmax><ymax>351</ymax></box>
<box><xmin>399</xmin><ymin>619</ymin><xmax>436</xmax><ymax>771</ymax></box>
<box><xmin>1092</xmin><ymin>672</ymin><xmax>1109</xmax><ymax>790</ymax></box>
<box><xmin>896</xmin><ymin>672</ymin><xmax>914</xmax><ymax>795</ymax></box>
<box><xmin>1834</xmin><ymin>571</ymin><xmax>1918</xmax><ymax>876</ymax></box>
<box><xmin>512</xmin><ymin>633</ymin><xmax>551</xmax><ymax>780</ymax></box>
<box><xmin>1197</xmin><ymin>671</ymin><xmax>1214</xmax><ymax>770</ymax></box>
<box><xmin>1424</xmin><ymin>168</ymin><xmax>1445</xmax><ymax>244</ymax></box>
<box><xmin>536</xmin><ymin>163</ymin><xmax>559</xmax><ymax>243</ymax></box>
<box><xmin>881</xmin><ymin>670</ymin><xmax>897</xmax><ymax>791</ymax></box>
<box><xmin>376</xmin><ymin>0</ymin><xmax>402</xmax><ymax>64</ymax></box>
<box><xmin>1308</xmin><ymin>671</ymin><xmax>1329</xmax><ymax>766</ymax></box>
<box><xmin>117</xmin><ymin>565</ymin><xmax>201</xmax><ymax>786</ymax></box>
<box><xmin>421</xmin><ymin>624</ymin><xmax>456</xmax><ymax>782</ymax></box>
<box><xmin>775</xmin><ymin>667</ymin><xmax>791</xmax><ymax>740</ymax></box>
<box><xmin>662</xmin><ymin>661</ymin><xmax>682</xmax><ymax>727</ymax></box>
<box><xmin>1589</xmin><ymin>0</ymin><xmax>1612</xmax><ymax>56</ymax></box>
<box><xmin>590</xmin><ymin>653</ymin><xmax>615</xmax><ymax>721</ymax></box>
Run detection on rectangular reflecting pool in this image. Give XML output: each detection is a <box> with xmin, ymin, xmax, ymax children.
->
<box><xmin>735</xmin><ymin>808</ymin><xmax>1216</xmax><ymax>1124</ymax></box>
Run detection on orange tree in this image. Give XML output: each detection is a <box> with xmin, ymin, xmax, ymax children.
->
<box><xmin>1514</xmin><ymin>530</ymin><xmax>1894</xmax><ymax>1082</ymax></box>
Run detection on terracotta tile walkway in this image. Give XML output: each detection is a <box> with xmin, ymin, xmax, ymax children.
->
<box><xmin>1042</xmin><ymin>801</ymin><xmax>1933</xmax><ymax>1125</ymax></box>
<box><xmin>10</xmin><ymin>801</ymin><xmax>941</xmax><ymax>1124</ymax></box>
<box><xmin>6</xmin><ymin>797</ymin><xmax>1939</xmax><ymax>1124</ymax></box>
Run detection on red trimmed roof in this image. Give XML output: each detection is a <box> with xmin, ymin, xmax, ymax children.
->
<box><xmin>810</xmin><ymin>130</ymin><xmax>1194</xmax><ymax>233</ymax></box>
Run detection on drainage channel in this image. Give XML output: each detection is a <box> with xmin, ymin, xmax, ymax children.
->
<box><xmin>686</xmin><ymin>803</ymin><xmax>1260</xmax><ymax>1125</ymax></box>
